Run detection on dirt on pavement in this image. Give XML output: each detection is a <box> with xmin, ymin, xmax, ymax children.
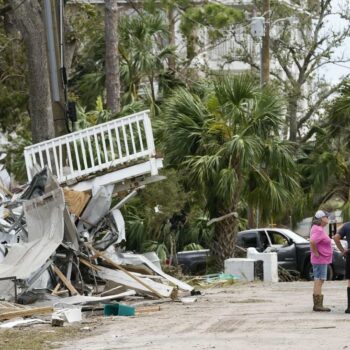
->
<box><xmin>48</xmin><ymin>280</ymin><xmax>350</xmax><ymax>350</ymax></box>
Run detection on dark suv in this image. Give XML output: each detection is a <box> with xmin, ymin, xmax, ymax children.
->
<box><xmin>237</xmin><ymin>228</ymin><xmax>345</xmax><ymax>280</ymax></box>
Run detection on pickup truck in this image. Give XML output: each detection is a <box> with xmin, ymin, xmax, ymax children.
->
<box><xmin>174</xmin><ymin>249</ymin><xmax>211</xmax><ymax>275</ymax></box>
<box><xmin>237</xmin><ymin>228</ymin><xmax>345</xmax><ymax>280</ymax></box>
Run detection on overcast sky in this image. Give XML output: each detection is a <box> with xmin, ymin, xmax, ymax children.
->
<box><xmin>320</xmin><ymin>0</ymin><xmax>350</xmax><ymax>83</ymax></box>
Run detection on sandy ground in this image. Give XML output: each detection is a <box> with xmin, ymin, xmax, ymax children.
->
<box><xmin>53</xmin><ymin>280</ymin><xmax>350</xmax><ymax>350</ymax></box>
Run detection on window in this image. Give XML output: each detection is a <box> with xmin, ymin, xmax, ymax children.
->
<box><xmin>241</xmin><ymin>232</ymin><xmax>258</xmax><ymax>248</ymax></box>
<box><xmin>267</xmin><ymin>231</ymin><xmax>289</xmax><ymax>246</ymax></box>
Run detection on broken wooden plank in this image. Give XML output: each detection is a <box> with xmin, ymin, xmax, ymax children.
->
<box><xmin>63</xmin><ymin>187</ymin><xmax>91</xmax><ymax>217</ymax></box>
<box><xmin>100</xmin><ymin>285</ymin><xmax>124</xmax><ymax>296</ymax></box>
<box><xmin>79</xmin><ymin>258</ymin><xmax>101</xmax><ymax>271</ymax></box>
<box><xmin>89</xmin><ymin>246</ymin><xmax>164</xmax><ymax>298</ymax></box>
<box><xmin>54</xmin><ymin>290</ymin><xmax>69</xmax><ymax>296</ymax></box>
<box><xmin>52</xmin><ymin>264</ymin><xmax>79</xmax><ymax>296</ymax></box>
<box><xmin>127</xmin><ymin>253</ymin><xmax>194</xmax><ymax>292</ymax></box>
<box><xmin>0</xmin><ymin>302</ymin><xmax>27</xmax><ymax>315</ymax></box>
<box><xmin>123</xmin><ymin>264</ymin><xmax>154</xmax><ymax>275</ymax></box>
<box><xmin>51</xmin><ymin>283</ymin><xmax>61</xmax><ymax>295</ymax></box>
<box><xmin>98</xmin><ymin>267</ymin><xmax>173</xmax><ymax>298</ymax></box>
<box><xmin>0</xmin><ymin>306</ymin><xmax>53</xmax><ymax>321</ymax></box>
<box><xmin>135</xmin><ymin>306</ymin><xmax>161</xmax><ymax>314</ymax></box>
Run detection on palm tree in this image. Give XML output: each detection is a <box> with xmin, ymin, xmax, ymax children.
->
<box><xmin>118</xmin><ymin>13</ymin><xmax>176</xmax><ymax>105</ymax></box>
<box><xmin>162</xmin><ymin>74</ymin><xmax>300</xmax><ymax>268</ymax></box>
<box><xmin>299</xmin><ymin>81</ymin><xmax>350</xmax><ymax>220</ymax></box>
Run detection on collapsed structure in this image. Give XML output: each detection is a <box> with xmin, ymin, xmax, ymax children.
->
<box><xmin>0</xmin><ymin>110</ymin><xmax>193</xmax><ymax>323</ymax></box>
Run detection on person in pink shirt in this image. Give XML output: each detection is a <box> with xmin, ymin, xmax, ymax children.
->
<box><xmin>310</xmin><ymin>210</ymin><xmax>332</xmax><ymax>312</ymax></box>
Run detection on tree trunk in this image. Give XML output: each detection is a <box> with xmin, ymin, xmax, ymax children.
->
<box><xmin>167</xmin><ymin>7</ymin><xmax>176</xmax><ymax>72</ymax></box>
<box><xmin>261</xmin><ymin>0</ymin><xmax>270</xmax><ymax>85</ymax></box>
<box><xmin>211</xmin><ymin>214</ymin><xmax>238</xmax><ymax>271</ymax></box>
<box><xmin>9</xmin><ymin>0</ymin><xmax>55</xmax><ymax>143</ymax></box>
<box><xmin>288</xmin><ymin>95</ymin><xmax>298</xmax><ymax>142</ymax></box>
<box><xmin>105</xmin><ymin>0</ymin><xmax>120</xmax><ymax>114</ymax></box>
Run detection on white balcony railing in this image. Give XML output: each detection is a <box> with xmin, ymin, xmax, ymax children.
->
<box><xmin>24</xmin><ymin>110</ymin><xmax>159</xmax><ymax>184</ymax></box>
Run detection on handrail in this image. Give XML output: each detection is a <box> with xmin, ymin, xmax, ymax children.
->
<box><xmin>24</xmin><ymin>110</ymin><xmax>157</xmax><ymax>184</ymax></box>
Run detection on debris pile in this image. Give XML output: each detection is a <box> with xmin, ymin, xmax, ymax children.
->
<box><xmin>0</xmin><ymin>167</ymin><xmax>194</xmax><ymax>327</ymax></box>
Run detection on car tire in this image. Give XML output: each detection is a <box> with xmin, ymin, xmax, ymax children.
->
<box><xmin>327</xmin><ymin>265</ymin><xmax>334</xmax><ymax>281</ymax></box>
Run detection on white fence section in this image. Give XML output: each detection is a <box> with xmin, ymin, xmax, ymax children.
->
<box><xmin>24</xmin><ymin>110</ymin><xmax>159</xmax><ymax>184</ymax></box>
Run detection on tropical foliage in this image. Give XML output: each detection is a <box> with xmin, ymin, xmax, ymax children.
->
<box><xmin>161</xmin><ymin>74</ymin><xmax>300</xmax><ymax>267</ymax></box>
<box><xmin>1</xmin><ymin>0</ymin><xmax>350</xmax><ymax>270</ymax></box>
<box><xmin>299</xmin><ymin>81</ymin><xmax>350</xmax><ymax>221</ymax></box>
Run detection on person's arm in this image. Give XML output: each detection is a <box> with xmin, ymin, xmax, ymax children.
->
<box><xmin>310</xmin><ymin>239</ymin><xmax>320</xmax><ymax>257</ymax></box>
<box><xmin>333</xmin><ymin>233</ymin><xmax>347</xmax><ymax>256</ymax></box>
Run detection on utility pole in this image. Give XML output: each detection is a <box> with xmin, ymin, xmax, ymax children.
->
<box><xmin>261</xmin><ymin>0</ymin><xmax>270</xmax><ymax>85</ymax></box>
<box><xmin>43</xmin><ymin>0</ymin><xmax>69</xmax><ymax>137</ymax></box>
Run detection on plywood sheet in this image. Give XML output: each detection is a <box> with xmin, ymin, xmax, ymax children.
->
<box><xmin>63</xmin><ymin>188</ymin><xmax>90</xmax><ymax>217</ymax></box>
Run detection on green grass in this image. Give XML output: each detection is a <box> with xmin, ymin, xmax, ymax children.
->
<box><xmin>0</xmin><ymin>324</ymin><xmax>83</xmax><ymax>350</ymax></box>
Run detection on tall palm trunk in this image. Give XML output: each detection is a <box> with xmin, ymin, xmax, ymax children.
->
<box><xmin>105</xmin><ymin>0</ymin><xmax>120</xmax><ymax>114</ymax></box>
<box><xmin>211</xmin><ymin>214</ymin><xmax>238</xmax><ymax>270</ymax></box>
<box><xmin>9</xmin><ymin>0</ymin><xmax>55</xmax><ymax>143</ymax></box>
<box><xmin>288</xmin><ymin>94</ymin><xmax>298</xmax><ymax>142</ymax></box>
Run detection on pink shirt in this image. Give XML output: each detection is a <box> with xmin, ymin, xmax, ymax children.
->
<box><xmin>310</xmin><ymin>225</ymin><xmax>332</xmax><ymax>264</ymax></box>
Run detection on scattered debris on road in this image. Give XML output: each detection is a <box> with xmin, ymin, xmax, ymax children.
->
<box><xmin>0</xmin><ymin>111</ymin><xmax>196</xmax><ymax>330</ymax></box>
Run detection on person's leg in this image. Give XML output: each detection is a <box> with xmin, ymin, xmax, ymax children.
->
<box><xmin>345</xmin><ymin>257</ymin><xmax>350</xmax><ymax>313</ymax></box>
<box><xmin>346</xmin><ymin>282</ymin><xmax>350</xmax><ymax>313</ymax></box>
<box><xmin>313</xmin><ymin>265</ymin><xmax>330</xmax><ymax>312</ymax></box>
<box><xmin>313</xmin><ymin>279</ymin><xmax>323</xmax><ymax>295</ymax></box>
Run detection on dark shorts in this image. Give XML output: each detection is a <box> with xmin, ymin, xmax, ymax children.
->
<box><xmin>346</xmin><ymin>255</ymin><xmax>350</xmax><ymax>280</ymax></box>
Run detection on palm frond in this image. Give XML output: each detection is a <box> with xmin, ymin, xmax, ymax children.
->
<box><xmin>224</xmin><ymin>134</ymin><xmax>262</xmax><ymax>169</ymax></box>
<box><xmin>183</xmin><ymin>154</ymin><xmax>222</xmax><ymax>188</ymax></box>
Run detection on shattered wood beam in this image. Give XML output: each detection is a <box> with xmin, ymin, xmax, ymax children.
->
<box><xmin>135</xmin><ymin>306</ymin><xmax>161</xmax><ymax>315</ymax></box>
<box><xmin>52</xmin><ymin>264</ymin><xmax>79</xmax><ymax>296</ymax></box>
<box><xmin>89</xmin><ymin>246</ymin><xmax>163</xmax><ymax>298</ymax></box>
<box><xmin>0</xmin><ymin>306</ymin><xmax>53</xmax><ymax>320</ymax></box>
<box><xmin>51</xmin><ymin>283</ymin><xmax>61</xmax><ymax>295</ymax></box>
<box><xmin>79</xmin><ymin>258</ymin><xmax>101</xmax><ymax>271</ymax></box>
<box><xmin>100</xmin><ymin>285</ymin><xmax>123</xmax><ymax>296</ymax></box>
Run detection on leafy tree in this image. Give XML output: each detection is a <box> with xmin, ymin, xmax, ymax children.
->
<box><xmin>179</xmin><ymin>2</ymin><xmax>244</xmax><ymax>62</ymax></box>
<box><xmin>122</xmin><ymin>169</ymin><xmax>197</xmax><ymax>260</ymax></box>
<box><xmin>68</xmin><ymin>5</ymin><xmax>105</xmax><ymax>110</ymax></box>
<box><xmin>161</xmin><ymin>74</ymin><xmax>300</xmax><ymax>268</ymax></box>
<box><xmin>300</xmin><ymin>81</ymin><xmax>350</xmax><ymax>220</ymax></box>
<box><xmin>118</xmin><ymin>12</ymin><xmax>176</xmax><ymax>105</ymax></box>
<box><xmin>230</xmin><ymin>0</ymin><xmax>350</xmax><ymax>142</ymax></box>
<box><xmin>0</xmin><ymin>5</ymin><xmax>27</xmax><ymax>132</ymax></box>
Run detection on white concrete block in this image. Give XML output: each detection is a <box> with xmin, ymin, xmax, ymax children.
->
<box><xmin>224</xmin><ymin>258</ymin><xmax>257</xmax><ymax>281</ymax></box>
<box><xmin>247</xmin><ymin>248</ymin><xmax>279</xmax><ymax>282</ymax></box>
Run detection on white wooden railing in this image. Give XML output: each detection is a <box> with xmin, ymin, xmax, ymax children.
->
<box><xmin>24</xmin><ymin>110</ymin><xmax>159</xmax><ymax>184</ymax></box>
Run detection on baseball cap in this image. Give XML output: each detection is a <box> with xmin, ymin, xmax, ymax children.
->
<box><xmin>315</xmin><ymin>210</ymin><xmax>329</xmax><ymax>219</ymax></box>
